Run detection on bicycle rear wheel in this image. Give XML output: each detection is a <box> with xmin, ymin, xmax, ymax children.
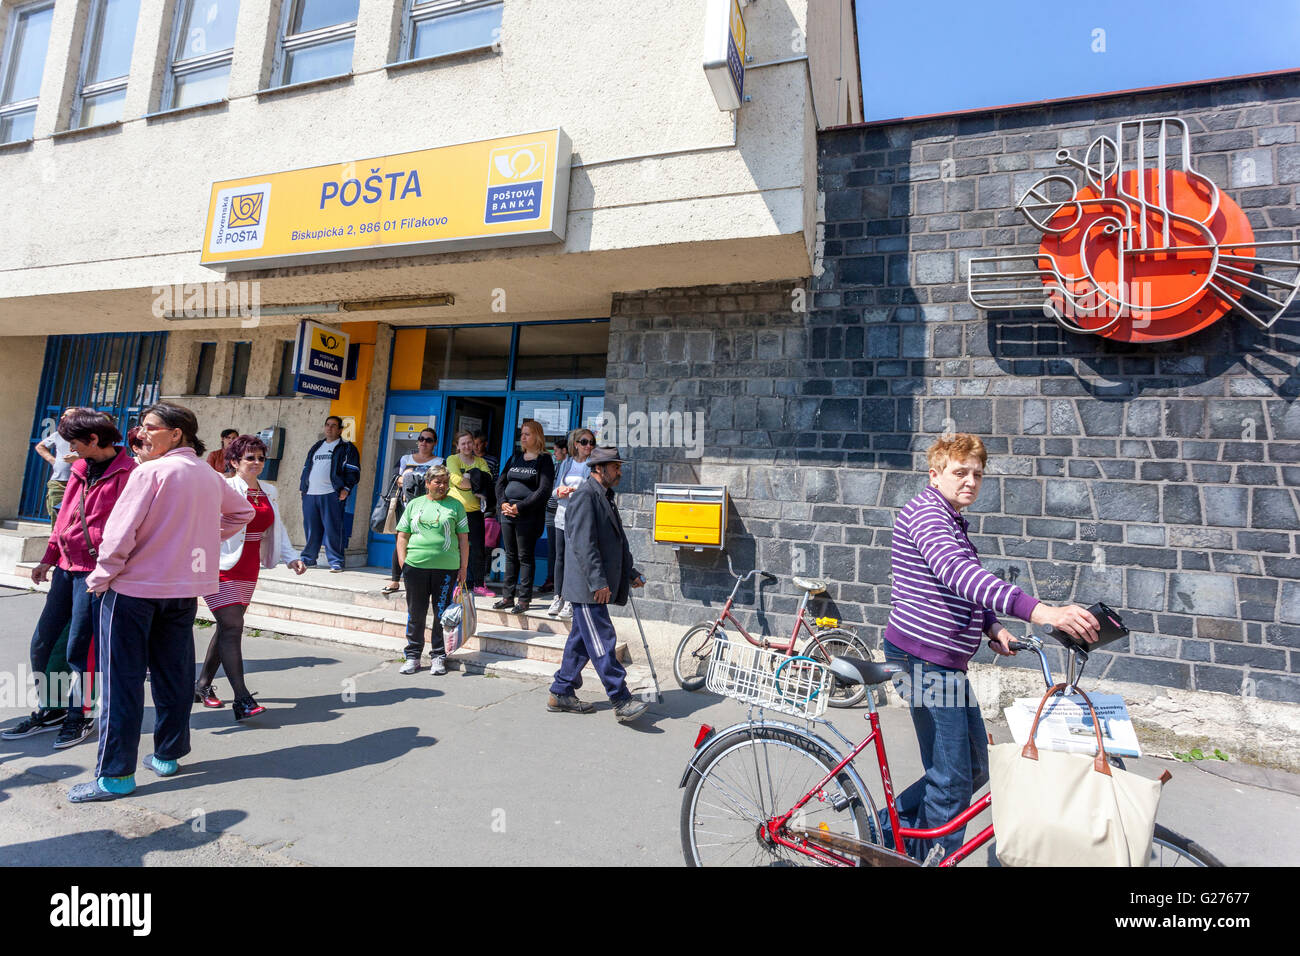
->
<box><xmin>1149</xmin><ymin>823</ymin><xmax>1224</xmax><ymax>867</ymax></box>
<box><xmin>680</xmin><ymin>724</ymin><xmax>872</xmax><ymax>866</ymax></box>
<box><xmin>801</xmin><ymin>629</ymin><xmax>870</xmax><ymax>708</ymax></box>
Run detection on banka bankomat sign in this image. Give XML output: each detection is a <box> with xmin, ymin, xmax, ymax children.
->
<box><xmin>201</xmin><ymin>130</ymin><xmax>571</xmax><ymax>270</ymax></box>
<box><xmin>968</xmin><ymin>117</ymin><xmax>1300</xmax><ymax>342</ymax></box>
<box><xmin>293</xmin><ymin>321</ymin><xmax>349</xmax><ymax>399</ymax></box>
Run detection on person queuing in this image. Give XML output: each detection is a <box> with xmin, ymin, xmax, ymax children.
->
<box><xmin>68</xmin><ymin>403</ymin><xmax>254</xmax><ymax>803</ymax></box>
<box><xmin>395</xmin><ymin>466</ymin><xmax>468</xmax><ymax>676</ymax></box>
<box><xmin>473</xmin><ymin>431</ymin><xmax>499</xmax><ymax>481</ymax></box>
<box><xmin>546</xmin><ymin>428</ymin><xmax>595</xmax><ymax>621</ymax></box>
<box><xmin>382</xmin><ymin>427</ymin><xmax>443</xmax><ymax>595</ymax></box>
<box><xmin>447</xmin><ymin>429</ymin><xmax>494</xmax><ymax>597</ymax></box>
<box><xmin>547</xmin><ymin>446</ymin><xmax>648</xmax><ymax>722</ymax></box>
<box><xmin>196</xmin><ymin>435</ymin><xmax>307</xmax><ymax>720</ymax></box>
<box><xmin>2</xmin><ymin>411</ymin><xmax>135</xmax><ymax>749</ymax></box>
<box><xmin>879</xmin><ymin>433</ymin><xmax>1100</xmax><ymax>859</ymax></box>
<box><xmin>206</xmin><ymin>428</ymin><xmax>239</xmax><ymax>474</ymax></box>
<box><xmin>34</xmin><ymin>406</ymin><xmax>90</xmax><ymax>518</ymax></box>
<box><xmin>493</xmin><ymin>420</ymin><xmax>554</xmax><ymax>614</ymax></box>
<box><xmin>299</xmin><ymin>415</ymin><xmax>361</xmax><ymax>572</ymax></box>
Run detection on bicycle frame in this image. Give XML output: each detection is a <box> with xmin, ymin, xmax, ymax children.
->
<box><xmin>706</xmin><ymin>584</ymin><xmax>833</xmax><ymax>658</ymax></box>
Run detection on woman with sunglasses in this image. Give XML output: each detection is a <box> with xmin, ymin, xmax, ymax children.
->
<box><xmin>195</xmin><ymin>435</ymin><xmax>306</xmax><ymax>720</ymax></box>
<box><xmin>546</xmin><ymin>428</ymin><xmax>595</xmax><ymax>621</ymax></box>
<box><xmin>71</xmin><ymin>404</ymin><xmax>254</xmax><ymax>803</ymax></box>
<box><xmin>382</xmin><ymin>428</ymin><xmax>442</xmax><ymax>594</ymax></box>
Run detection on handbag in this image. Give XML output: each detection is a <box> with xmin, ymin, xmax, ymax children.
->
<box><xmin>988</xmin><ymin>684</ymin><xmax>1163</xmax><ymax>867</ymax></box>
<box><xmin>369</xmin><ymin>493</ymin><xmax>390</xmax><ymax>534</ymax></box>
<box><xmin>441</xmin><ymin>585</ymin><xmax>477</xmax><ymax>655</ymax></box>
<box><xmin>382</xmin><ymin>495</ymin><xmax>401</xmax><ymax>535</ymax></box>
<box><xmin>483</xmin><ymin>515</ymin><xmax>501</xmax><ymax>548</ymax></box>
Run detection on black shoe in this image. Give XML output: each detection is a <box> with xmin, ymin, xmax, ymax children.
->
<box><xmin>547</xmin><ymin>693</ymin><xmax>594</xmax><ymax>714</ymax></box>
<box><xmin>53</xmin><ymin>716</ymin><xmax>95</xmax><ymax>750</ymax></box>
<box><xmin>539</xmin><ymin>580</ymin><xmax>554</xmax><ymax>594</ymax></box>
<box><xmin>509</xmin><ymin>601</ymin><xmax>530</xmax><ymax>614</ymax></box>
<box><xmin>2</xmin><ymin>708</ymin><xmax>67</xmax><ymax>739</ymax></box>
<box><xmin>491</xmin><ymin>598</ymin><xmax>512</xmax><ymax>610</ymax></box>
<box><xmin>233</xmin><ymin>696</ymin><xmax>266</xmax><ymax>721</ymax></box>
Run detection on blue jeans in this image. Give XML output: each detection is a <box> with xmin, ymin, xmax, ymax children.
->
<box><xmin>880</xmin><ymin>639</ymin><xmax>989</xmax><ymax>860</ymax></box>
<box><xmin>549</xmin><ymin>603</ymin><xmax>630</xmax><ymax>703</ymax></box>
<box><xmin>31</xmin><ymin>567</ymin><xmax>99</xmax><ymax>715</ymax></box>
<box><xmin>301</xmin><ymin>492</ymin><xmax>346</xmax><ymax>569</ymax></box>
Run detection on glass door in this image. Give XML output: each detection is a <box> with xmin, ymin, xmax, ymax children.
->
<box><xmin>367</xmin><ymin>392</ymin><xmax>444</xmax><ymax>567</ymax></box>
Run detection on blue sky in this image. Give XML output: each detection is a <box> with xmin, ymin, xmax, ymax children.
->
<box><xmin>856</xmin><ymin>0</ymin><xmax>1300</xmax><ymax>121</ymax></box>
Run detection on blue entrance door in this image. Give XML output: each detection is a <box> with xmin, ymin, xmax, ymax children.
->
<box><xmin>367</xmin><ymin>393</ymin><xmax>446</xmax><ymax>568</ymax></box>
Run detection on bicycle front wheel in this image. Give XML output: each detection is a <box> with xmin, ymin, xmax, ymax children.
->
<box><xmin>673</xmin><ymin>622</ymin><xmax>721</xmax><ymax>690</ymax></box>
<box><xmin>1149</xmin><ymin>824</ymin><xmax>1224</xmax><ymax>867</ymax></box>
<box><xmin>680</xmin><ymin>724</ymin><xmax>872</xmax><ymax>866</ymax></box>
<box><xmin>802</xmin><ymin>629</ymin><xmax>870</xmax><ymax>708</ymax></box>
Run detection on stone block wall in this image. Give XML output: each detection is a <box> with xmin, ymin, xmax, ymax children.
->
<box><xmin>606</xmin><ymin>73</ymin><xmax>1300</xmax><ymax>705</ymax></box>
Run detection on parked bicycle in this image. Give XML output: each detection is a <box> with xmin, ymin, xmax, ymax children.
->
<box><xmin>677</xmin><ymin>605</ymin><xmax>1223</xmax><ymax>867</ymax></box>
<box><xmin>672</xmin><ymin>553</ymin><xmax>873</xmax><ymax>707</ymax></box>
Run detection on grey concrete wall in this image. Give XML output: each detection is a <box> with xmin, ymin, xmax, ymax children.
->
<box><xmin>606</xmin><ymin>74</ymin><xmax>1300</xmax><ymax>708</ymax></box>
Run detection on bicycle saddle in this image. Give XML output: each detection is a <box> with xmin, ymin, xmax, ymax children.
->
<box><xmin>792</xmin><ymin>576</ymin><xmax>828</xmax><ymax>594</ymax></box>
<box><xmin>828</xmin><ymin>656</ymin><xmax>902</xmax><ymax>687</ymax></box>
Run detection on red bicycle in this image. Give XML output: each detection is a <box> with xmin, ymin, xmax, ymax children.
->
<box><xmin>678</xmin><ymin>618</ymin><xmax>1223</xmax><ymax>867</ymax></box>
<box><xmin>671</xmin><ymin>553</ymin><xmax>872</xmax><ymax>707</ymax></box>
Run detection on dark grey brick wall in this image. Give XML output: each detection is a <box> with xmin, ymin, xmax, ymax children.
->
<box><xmin>605</xmin><ymin>74</ymin><xmax>1300</xmax><ymax>704</ymax></box>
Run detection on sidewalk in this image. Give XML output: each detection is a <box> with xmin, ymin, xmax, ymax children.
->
<box><xmin>1</xmin><ymin>588</ymin><xmax>1295</xmax><ymax>866</ymax></box>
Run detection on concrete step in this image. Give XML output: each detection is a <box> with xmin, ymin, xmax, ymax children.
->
<box><xmin>0</xmin><ymin>531</ymin><xmax>51</xmax><ymax>571</ymax></box>
<box><xmin>1</xmin><ymin>519</ymin><xmax>52</xmax><ymax>533</ymax></box>
<box><xmin>467</xmin><ymin>625</ymin><xmax>629</xmax><ymax>665</ymax></box>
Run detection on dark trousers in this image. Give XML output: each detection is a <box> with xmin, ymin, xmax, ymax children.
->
<box><xmin>403</xmin><ymin>566</ymin><xmax>457</xmax><ymax>660</ymax></box>
<box><xmin>552</xmin><ymin>526</ymin><xmax>567</xmax><ymax>600</ymax></box>
<box><xmin>96</xmin><ymin>591</ymin><xmax>197</xmax><ymax>778</ymax></box>
<box><xmin>549</xmin><ymin>603</ymin><xmax>630</xmax><ymax>703</ymax></box>
<box><xmin>301</xmin><ymin>492</ymin><xmax>346</xmax><ymax>568</ymax></box>
<box><xmin>466</xmin><ymin>510</ymin><xmax>486</xmax><ymax>588</ymax></box>
<box><xmin>500</xmin><ymin>509</ymin><xmax>544</xmax><ymax>601</ymax></box>
<box><xmin>31</xmin><ymin>567</ymin><xmax>99</xmax><ymax>716</ymax></box>
<box><xmin>879</xmin><ymin>639</ymin><xmax>990</xmax><ymax>859</ymax></box>
<box><xmin>544</xmin><ymin>510</ymin><xmax>557</xmax><ymax>584</ymax></box>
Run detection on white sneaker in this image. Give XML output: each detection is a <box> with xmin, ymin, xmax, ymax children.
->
<box><xmin>546</xmin><ymin>595</ymin><xmax>565</xmax><ymax>617</ymax></box>
<box><xmin>431</xmin><ymin>655</ymin><xmax>448</xmax><ymax>676</ymax></box>
<box><xmin>558</xmin><ymin>602</ymin><xmax>573</xmax><ymax>621</ymax></box>
<box><xmin>399</xmin><ymin>660</ymin><xmax>418</xmax><ymax>675</ymax></box>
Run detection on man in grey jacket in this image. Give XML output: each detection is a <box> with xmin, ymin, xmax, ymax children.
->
<box><xmin>547</xmin><ymin>446</ymin><xmax>648</xmax><ymax>722</ymax></box>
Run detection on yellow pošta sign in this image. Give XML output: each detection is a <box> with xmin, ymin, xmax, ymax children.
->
<box><xmin>201</xmin><ymin>129</ymin><xmax>571</xmax><ymax>269</ymax></box>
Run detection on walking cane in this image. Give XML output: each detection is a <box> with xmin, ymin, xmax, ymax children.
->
<box><xmin>627</xmin><ymin>594</ymin><xmax>663</xmax><ymax>703</ymax></box>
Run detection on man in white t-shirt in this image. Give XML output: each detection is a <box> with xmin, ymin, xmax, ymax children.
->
<box><xmin>298</xmin><ymin>415</ymin><xmax>361</xmax><ymax>571</ymax></box>
<box><xmin>34</xmin><ymin>407</ymin><xmax>86</xmax><ymax>518</ymax></box>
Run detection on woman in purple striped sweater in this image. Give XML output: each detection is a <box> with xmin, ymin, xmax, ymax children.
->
<box><xmin>882</xmin><ymin>434</ymin><xmax>1099</xmax><ymax>860</ymax></box>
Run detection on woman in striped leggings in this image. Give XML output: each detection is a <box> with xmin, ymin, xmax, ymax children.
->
<box><xmin>196</xmin><ymin>434</ymin><xmax>305</xmax><ymax>721</ymax></box>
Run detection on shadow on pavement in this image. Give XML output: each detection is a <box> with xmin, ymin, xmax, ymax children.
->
<box><xmin>190</xmin><ymin>686</ymin><xmax>444</xmax><ymax>733</ymax></box>
<box><xmin>3</xmin><ymin>809</ymin><xmax>250</xmax><ymax>865</ymax></box>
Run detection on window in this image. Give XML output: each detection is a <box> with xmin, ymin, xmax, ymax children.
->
<box><xmin>514</xmin><ymin>321</ymin><xmax>608</xmax><ymax>389</ymax></box>
<box><xmin>193</xmin><ymin>341</ymin><xmax>216</xmax><ymax>394</ymax></box>
<box><xmin>273</xmin><ymin>0</ymin><xmax>359</xmax><ymax>86</ymax></box>
<box><xmin>273</xmin><ymin>340</ymin><xmax>296</xmax><ymax>396</ymax></box>
<box><xmin>417</xmin><ymin>325</ymin><xmax>511</xmax><ymax>390</ymax></box>
<box><xmin>162</xmin><ymin>0</ymin><xmax>241</xmax><ymax>110</ymax></box>
<box><xmin>399</xmin><ymin>0</ymin><xmax>501</xmax><ymax>62</ymax></box>
<box><xmin>225</xmin><ymin>341</ymin><xmax>251</xmax><ymax>394</ymax></box>
<box><xmin>73</xmin><ymin>0</ymin><xmax>141</xmax><ymax>127</ymax></box>
<box><xmin>0</xmin><ymin>1</ymin><xmax>53</xmax><ymax>143</ymax></box>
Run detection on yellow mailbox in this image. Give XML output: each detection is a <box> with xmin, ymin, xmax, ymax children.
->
<box><xmin>653</xmin><ymin>484</ymin><xmax>728</xmax><ymax>550</ymax></box>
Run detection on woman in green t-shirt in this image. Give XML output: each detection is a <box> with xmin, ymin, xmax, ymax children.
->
<box><xmin>395</xmin><ymin>466</ymin><xmax>469</xmax><ymax>675</ymax></box>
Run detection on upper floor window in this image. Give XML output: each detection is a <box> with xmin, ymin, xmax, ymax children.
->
<box><xmin>0</xmin><ymin>1</ymin><xmax>54</xmax><ymax>143</ymax></box>
<box><xmin>73</xmin><ymin>0</ymin><xmax>141</xmax><ymax>128</ymax></box>
<box><xmin>163</xmin><ymin>0</ymin><xmax>241</xmax><ymax>109</ymax></box>
<box><xmin>273</xmin><ymin>0</ymin><xmax>358</xmax><ymax>86</ymax></box>
<box><xmin>399</xmin><ymin>0</ymin><xmax>501</xmax><ymax>62</ymax></box>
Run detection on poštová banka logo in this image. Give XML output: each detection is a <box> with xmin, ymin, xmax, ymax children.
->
<box><xmin>485</xmin><ymin>144</ymin><xmax>546</xmax><ymax>224</ymax></box>
<box><xmin>49</xmin><ymin>886</ymin><xmax>151</xmax><ymax>936</ymax></box>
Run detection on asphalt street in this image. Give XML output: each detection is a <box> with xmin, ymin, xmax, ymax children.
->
<box><xmin>0</xmin><ymin>588</ymin><xmax>1295</xmax><ymax>866</ymax></box>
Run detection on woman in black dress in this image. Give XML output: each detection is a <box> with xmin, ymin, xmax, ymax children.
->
<box><xmin>493</xmin><ymin>420</ymin><xmax>554</xmax><ymax>614</ymax></box>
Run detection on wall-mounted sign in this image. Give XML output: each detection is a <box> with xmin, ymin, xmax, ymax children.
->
<box><xmin>703</xmin><ymin>0</ymin><xmax>746</xmax><ymax>111</ymax></box>
<box><xmin>969</xmin><ymin>117</ymin><xmax>1299</xmax><ymax>342</ymax></box>
<box><xmin>293</xmin><ymin>320</ymin><xmax>349</xmax><ymax>399</ymax></box>
<box><xmin>201</xmin><ymin>129</ymin><xmax>571</xmax><ymax>270</ymax></box>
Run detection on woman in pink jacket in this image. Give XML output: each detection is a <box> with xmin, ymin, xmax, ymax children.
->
<box><xmin>1</xmin><ymin>411</ymin><xmax>135</xmax><ymax>749</ymax></box>
<box><xmin>69</xmin><ymin>403</ymin><xmax>254</xmax><ymax>803</ymax></box>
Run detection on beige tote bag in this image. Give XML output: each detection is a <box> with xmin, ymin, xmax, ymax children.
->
<box><xmin>989</xmin><ymin>684</ymin><xmax>1163</xmax><ymax>867</ymax></box>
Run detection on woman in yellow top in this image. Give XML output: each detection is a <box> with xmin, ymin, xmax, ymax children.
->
<box><xmin>447</xmin><ymin>429</ymin><xmax>493</xmax><ymax>597</ymax></box>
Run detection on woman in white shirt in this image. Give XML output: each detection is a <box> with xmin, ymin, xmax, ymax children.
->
<box><xmin>382</xmin><ymin>427</ymin><xmax>443</xmax><ymax>594</ymax></box>
<box><xmin>195</xmin><ymin>435</ymin><xmax>306</xmax><ymax>720</ymax></box>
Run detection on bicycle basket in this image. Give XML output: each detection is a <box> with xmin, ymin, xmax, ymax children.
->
<box><xmin>705</xmin><ymin>640</ymin><xmax>831</xmax><ymax>719</ymax></box>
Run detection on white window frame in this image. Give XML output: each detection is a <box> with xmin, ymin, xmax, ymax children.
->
<box><xmin>0</xmin><ymin>0</ymin><xmax>55</xmax><ymax>142</ymax></box>
<box><xmin>71</xmin><ymin>0</ymin><xmax>139</xmax><ymax>128</ymax></box>
<box><xmin>397</xmin><ymin>0</ymin><xmax>501</xmax><ymax>64</ymax></box>
<box><xmin>270</xmin><ymin>0</ymin><xmax>358</xmax><ymax>88</ymax></box>
<box><xmin>160</xmin><ymin>0</ymin><xmax>240</xmax><ymax>111</ymax></box>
